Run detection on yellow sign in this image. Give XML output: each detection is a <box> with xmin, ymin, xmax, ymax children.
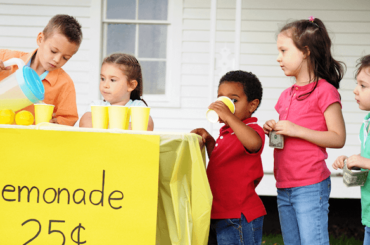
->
<box><xmin>0</xmin><ymin>128</ymin><xmax>160</xmax><ymax>244</ymax></box>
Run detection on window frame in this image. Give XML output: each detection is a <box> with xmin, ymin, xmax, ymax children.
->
<box><xmin>98</xmin><ymin>0</ymin><xmax>182</xmax><ymax>107</ymax></box>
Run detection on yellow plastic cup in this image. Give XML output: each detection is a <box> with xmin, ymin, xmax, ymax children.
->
<box><xmin>130</xmin><ymin>106</ymin><xmax>150</xmax><ymax>131</ymax></box>
<box><xmin>206</xmin><ymin>96</ymin><xmax>235</xmax><ymax>123</ymax></box>
<box><xmin>34</xmin><ymin>103</ymin><xmax>54</xmax><ymax>125</ymax></box>
<box><xmin>108</xmin><ymin>105</ymin><xmax>129</xmax><ymax>129</ymax></box>
<box><xmin>91</xmin><ymin>105</ymin><xmax>109</xmax><ymax>129</ymax></box>
<box><xmin>125</xmin><ymin>107</ymin><xmax>131</xmax><ymax>130</ymax></box>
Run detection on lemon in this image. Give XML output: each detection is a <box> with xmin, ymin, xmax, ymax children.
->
<box><xmin>0</xmin><ymin>109</ymin><xmax>15</xmax><ymax>124</ymax></box>
<box><xmin>15</xmin><ymin>111</ymin><xmax>34</xmax><ymax>126</ymax></box>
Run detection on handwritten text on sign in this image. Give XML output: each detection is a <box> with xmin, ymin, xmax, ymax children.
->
<box><xmin>0</xmin><ymin>128</ymin><xmax>160</xmax><ymax>244</ymax></box>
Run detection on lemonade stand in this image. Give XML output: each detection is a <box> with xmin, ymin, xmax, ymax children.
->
<box><xmin>0</xmin><ymin>124</ymin><xmax>212</xmax><ymax>245</ymax></box>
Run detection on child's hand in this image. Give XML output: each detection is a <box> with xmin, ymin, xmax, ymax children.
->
<box><xmin>263</xmin><ymin>119</ymin><xmax>276</xmax><ymax>134</ymax></box>
<box><xmin>0</xmin><ymin>59</ymin><xmax>11</xmax><ymax>71</ymax></box>
<box><xmin>274</xmin><ymin>120</ymin><xmax>299</xmax><ymax>137</ymax></box>
<box><xmin>209</xmin><ymin>101</ymin><xmax>233</xmax><ymax>123</ymax></box>
<box><xmin>332</xmin><ymin>155</ymin><xmax>347</xmax><ymax>170</ymax></box>
<box><xmin>191</xmin><ymin>128</ymin><xmax>216</xmax><ymax>158</ymax></box>
<box><xmin>191</xmin><ymin>128</ymin><xmax>213</xmax><ymax>144</ymax></box>
<box><xmin>49</xmin><ymin>113</ymin><xmax>58</xmax><ymax>124</ymax></box>
<box><xmin>347</xmin><ymin>154</ymin><xmax>367</xmax><ymax>170</ymax></box>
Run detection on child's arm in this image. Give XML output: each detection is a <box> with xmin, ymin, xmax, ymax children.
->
<box><xmin>263</xmin><ymin>119</ymin><xmax>277</xmax><ymax>135</ymax></box>
<box><xmin>147</xmin><ymin>116</ymin><xmax>154</xmax><ymax>131</ymax></box>
<box><xmin>211</xmin><ymin>101</ymin><xmax>262</xmax><ymax>153</ymax></box>
<box><xmin>333</xmin><ymin>154</ymin><xmax>370</xmax><ymax>170</ymax></box>
<box><xmin>274</xmin><ymin>102</ymin><xmax>345</xmax><ymax>148</ymax></box>
<box><xmin>332</xmin><ymin>155</ymin><xmax>347</xmax><ymax>169</ymax></box>
<box><xmin>191</xmin><ymin>128</ymin><xmax>216</xmax><ymax>158</ymax></box>
<box><xmin>346</xmin><ymin>154</ymin><xmax>370</xmax><ymax>170</ymax></box>
<box><xmin>79</xmin><ymin>112</ymin><xmax>92</xmax><ymax>128</ymax></box>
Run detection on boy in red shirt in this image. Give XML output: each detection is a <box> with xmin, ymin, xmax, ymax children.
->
<box><xmin>192</xmin><ymin>70</ymin><xmax>266</xmax><ymax>245</ymax></box>
<box><xmin>0</xmin><ymin>15</ymin><xmax>82</xmax><ymax>126</ymax></box>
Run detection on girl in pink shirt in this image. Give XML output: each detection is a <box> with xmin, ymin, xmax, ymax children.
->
<box><xmin>263</xmin><ymin>17</ymin><xmax>346</xmax><ymax>245</ymax></box>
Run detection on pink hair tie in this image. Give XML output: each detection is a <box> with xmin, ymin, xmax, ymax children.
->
<box><xmin>308</xmin><ymin>16</ymin><xmax>319</xmax><ymax>28</ymax></box>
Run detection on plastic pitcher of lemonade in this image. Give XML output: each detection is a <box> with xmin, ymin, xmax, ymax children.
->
<box><xmin>0</xmin><ymin>58</ymin><xmax>44</xmax><ymax>111</ymax></box>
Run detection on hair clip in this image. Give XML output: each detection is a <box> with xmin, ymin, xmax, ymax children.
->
<box><xmin>308</xmin><ymin>16</ymin><xmax>319</xmax><ymax>28</ymax></box>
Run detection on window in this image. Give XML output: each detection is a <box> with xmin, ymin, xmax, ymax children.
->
<box><xmin>102</xmin><ymin>0</ymin><xmax>181</xmax><ymax>106</ymax></box>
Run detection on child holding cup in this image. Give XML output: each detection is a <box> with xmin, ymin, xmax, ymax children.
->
<box><xmin>191</xmin><ymin>70</ymin><xmax>266</xmax><ymax>245</ymax></box>
<box><xmin>79</xmin><ymin>53</ymin><xmax>154</xmax><ymax>130</ymax></box>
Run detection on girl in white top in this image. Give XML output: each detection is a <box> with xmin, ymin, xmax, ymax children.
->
<box><xmin>79</xmin><ymin>53</ymin><xmax>154</xmax><ymax>130</ymax></box>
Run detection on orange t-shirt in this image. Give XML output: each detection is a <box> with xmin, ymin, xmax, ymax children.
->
<box><xmin>0</xmin><ymin>49</ymin><xmax>78</xmax><ymax>126</ymax></box>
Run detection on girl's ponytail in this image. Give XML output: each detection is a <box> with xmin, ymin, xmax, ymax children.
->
<box><xmin>312</xmin><ymin>18</ymin><xmax>345</xmax><ymax>89</ymax></box>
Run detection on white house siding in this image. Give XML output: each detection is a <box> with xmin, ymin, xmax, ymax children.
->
<box><xmin>1</xmin><ymin>0</ymin><xmax>370</xmax><ymax>198</ymax></box>
<box><xmin>0</xmin><ymin>0</ymin><xmax>94</xmax><ymax>118</ymax></box>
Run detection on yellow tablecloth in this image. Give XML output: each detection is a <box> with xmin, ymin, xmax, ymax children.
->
<box><xmin>0</xmin><ymin>124</ymin><xmax>212</xmax><ymax>245</ymax></box>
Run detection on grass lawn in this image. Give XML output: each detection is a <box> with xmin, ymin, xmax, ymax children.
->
<box><xmin>262</xmin><ymin>234</ymin><xmax>362</xmax><ymax>245</ymax></box>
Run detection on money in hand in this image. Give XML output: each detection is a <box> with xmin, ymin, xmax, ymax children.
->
<box><xmin>269</xmin><ymin>130</ymin><xmax>284</xmax><ymax>149</ymax></box>
<box><xmin>343</xmin><ymin>159</ymin><xmax>369</xmax><ymax>187</ymax></box>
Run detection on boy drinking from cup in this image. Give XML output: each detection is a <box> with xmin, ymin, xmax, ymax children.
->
<box><xmin>0</xmin><ymin>14</ymin><xmax>82</xmax><ymax>126</ymax></box>
<box><xmin>191</xmin><ymin>70</ymin><xmax>266</xmax><ymax>245</ymax></box>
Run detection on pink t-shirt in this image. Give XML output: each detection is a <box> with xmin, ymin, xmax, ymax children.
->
<box><xmin>274</xmin><ymin>79</ymin><xmax>341</xmax><ymax>188</ymax></box>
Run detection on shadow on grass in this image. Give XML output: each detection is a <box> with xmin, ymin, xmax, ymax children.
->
<box><xmin>262</xmin><ymin>234</ymin><xmax>362</xmax><ymax>245</ymax></box>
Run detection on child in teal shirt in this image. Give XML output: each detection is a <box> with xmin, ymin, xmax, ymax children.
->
<box><xmin>332</xmin><ymin>54</ymin><xmax>370</xmax><ymax>243</ymax></box>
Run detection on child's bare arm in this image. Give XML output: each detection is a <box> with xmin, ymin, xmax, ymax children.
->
<box><xmin>191</xmin><ymin>128</ymin><xmax>216</xmax><ymax>158</ymax></box>
<box><xmin>79</xmin><ymin>112</ymin><xmax>92</xmax><ymax>128</ymax></box>
<box><xmin>227</xmin><ymin>117</ymin><xmax>262</xmax><ymax>153</ymax></box>
<box><xmin>347</xmin><ymin>154</ymin><xmax>370</xmax><ymax>170</ymax></box>
<box><xmin>211</xmin><ymin>101</ymin><xmax>262</xmax><ymax>153</ymax></box>
<box><xmin>274</xmin><ymin>103</ymin><xmax>345</xmax><ymax>148</ymax></box>
<box><xmin>263</xmin><ymin>119</ymin><xmax>277</xmax><ymax>135</ymax></box>
<box><xmin>147</xmin><ymin>116</ymin><xmax>154</xmax><ymax>131</ymax></box>
<box><xmin>332</xmin><ymin>155</ymin><xmax>347</xmax><ymax>170</ymax></box>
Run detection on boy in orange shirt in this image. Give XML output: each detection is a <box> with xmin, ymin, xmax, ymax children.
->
<box><xmin>0</xmin><ymin>14</ymin><xmax>82</xmax><ymax>126</ymax></box>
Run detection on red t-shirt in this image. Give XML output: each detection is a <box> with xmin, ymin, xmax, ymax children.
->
<box><xmin>274</xmin><ymin>79</ymin><xmax>341</xmax><ymax>188</ymax></box>
<box><xmin>207</xmin><ymin>117</ymin><xmax>266</xmax><ymax>221</ymax></box>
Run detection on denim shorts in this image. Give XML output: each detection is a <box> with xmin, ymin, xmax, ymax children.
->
<box><xmin>277</xmin><ymin>177</ymin><xmax>331</xmax><ymax>245</ymax></box>
<box><xmin>208</xmin><ymin>213</ymin><xmax>263</xmax><ymax>245</ymax></box>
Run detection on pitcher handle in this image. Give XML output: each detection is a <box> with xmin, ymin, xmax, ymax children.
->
<box><xmin>3</xmin><ymin>58</ymin><xmax>25</xmax><ymax>69</ymax></box>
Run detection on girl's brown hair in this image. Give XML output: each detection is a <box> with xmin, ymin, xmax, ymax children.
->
<box><xmin>280</xmin><ymin>18</ymin><xmax>346</xmax><ymax>100</ymax></box>
<box><xmin>102</xmin><ymin>53</ymin><xmax>147</xmax><ymax>106</ymax></box>
<box><xmin>355</xmin><ymin>55</ymin><xmax>370</xmax><ymax>78</ymax></box>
